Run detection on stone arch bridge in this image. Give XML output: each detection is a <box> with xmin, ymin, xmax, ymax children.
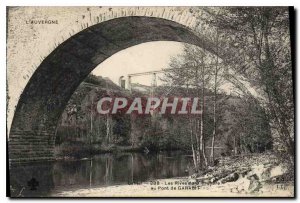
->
<box><xmin>7</xmin><ymin>7</ymin><xmax>228</xmax><ymax>161</ymax></box>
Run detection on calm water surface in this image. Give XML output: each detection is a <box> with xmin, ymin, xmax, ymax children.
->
<box><xmin>10</xmin><ymin>151</ymin><xmax>194</xmax><ymax>197</ymax></box>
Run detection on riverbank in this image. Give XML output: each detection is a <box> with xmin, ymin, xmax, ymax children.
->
<box><xmin>53</xmin><ymin>177</ymin><xmax>294</xmax><ymax>197</ymax></box>
<box><xmin>54</xmin><ymin>143</ymin><xmax>142</xmax><ymax>159</ymax></box>
<box><xmin>53</xmin><ymin>152</ymin><xmax>294</xmax><ymax>197</ymax></box>
<box><xmin>54</xmin><ymin>142</ymin><xmax>184</xmax><ymax>160</ymax></box>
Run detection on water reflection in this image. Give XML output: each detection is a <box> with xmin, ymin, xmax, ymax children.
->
<box><xmin>10</xmin><ymin>151</ymin><xmax>194</xmax><ymax>197</ymax></box>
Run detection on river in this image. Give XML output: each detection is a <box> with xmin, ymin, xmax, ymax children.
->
<box><xmin>9</xmin><ymin>151</ymin><xmax>194</xmax><ymax>197</ymax></box>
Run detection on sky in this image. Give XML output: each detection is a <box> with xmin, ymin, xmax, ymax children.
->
<box><xmin>92</xmin><ymin>41</ymin><xmax>184</xmax><ymax>87</ymax></box>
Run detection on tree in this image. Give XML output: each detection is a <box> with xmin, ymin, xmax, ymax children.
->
<box><xmin>163</xmin><ymin>44</ymin><xmax>215</xmax><ymax>170</ymax></box>
<box><xmin>195</xmin><ymin>7</ymin><xmax>294</xmax><ymax>164</ymax></box>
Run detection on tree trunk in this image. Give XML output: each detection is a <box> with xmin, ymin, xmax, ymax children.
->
<box><xmin>106</xmin><ymin>114</ymin><xmax>111</xmax><ymax>143</ymax></box>
<box><xmin>90</xmin><ymin>109</ymin><xmax>93</xmax><ymax>145</ymax></box>
<box><xmin>233</xmin><ymin>135</ymin><xmax>238</xmax><ymax>155</ymax></box>
<box><xmin>201</xmin><ymin>64</ymin><xmax>208</xmax><ymax>167</ymax></box>
<box><xmin>210</xmin><ymin>31</ymin><xmax>219</xmax><ymax>165</ymax></box>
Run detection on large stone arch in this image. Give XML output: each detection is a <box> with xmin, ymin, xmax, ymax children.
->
<box><xmin>8</xmin><ymin>13</ymin><xmax>223</xmax><ymax>161</ymax></box>
<box><xmin>7</xmin><ymin>7</ymin><xmax>200</xmax><ymax>133</ymax></box>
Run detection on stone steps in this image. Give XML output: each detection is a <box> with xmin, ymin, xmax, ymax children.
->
<box><xmin>8</xmin><ymin>131</ymin><xmax>55</xmax><ymax>161</ymax></box>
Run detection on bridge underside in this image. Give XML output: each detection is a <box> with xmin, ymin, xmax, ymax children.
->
<box><xmin>9</xmin><ymin>16</ymin><xmax>219</xmax><ymax>161</ymax></box>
